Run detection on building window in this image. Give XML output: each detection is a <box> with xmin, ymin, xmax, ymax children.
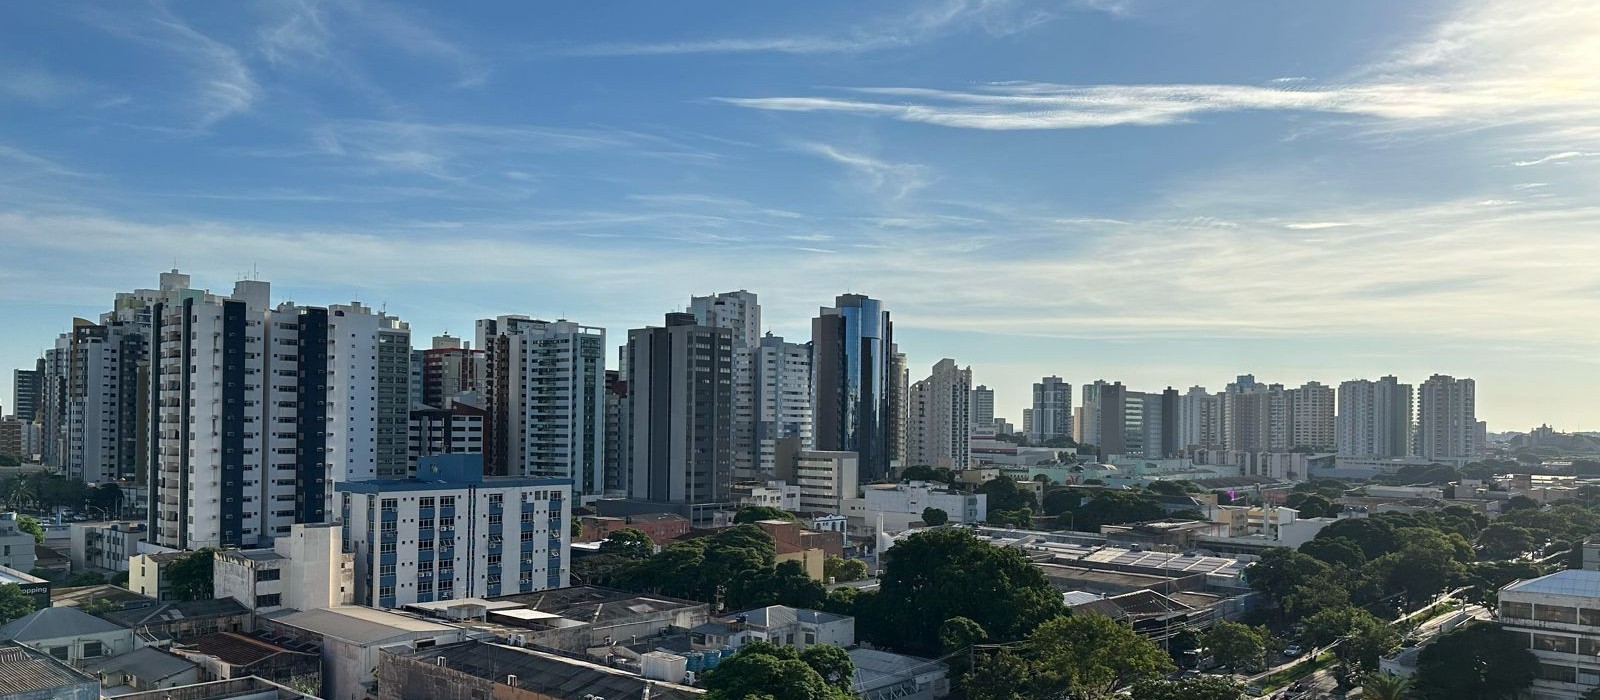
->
<box><xmin>1501</xmin><ymin>601</ymin><xmax>1533</xmax><ymax>620</ymax></box>
<box><xmin>419</xmin><ymin>539</ymin><xmax>434</xmax><ymax>551</ymax></box>
<box><xmin>257</xmin><ymin>568</ymin><xmax>281</xmax><ymax>581</ymax></box>
<box><xmin>380</xmin><ymin>564</ymin><xmax>396</xmax><ymax>577</ymax></box>
<box><xmin>256</xmin><ymin>593</ymin><xmax>282</xmax><ymax>608</ymax></box>
<box><xmin>1536</xmin><ymin>604</ymin><xmax>1579</xmax><ymax>624</ymax></box>
<box><xmin>440</xmin><ymin>496</ymin><xmax>455</xmax><ymax>508</ymax></box>
<box><xmin>488</xmin><ymin>554</ymin><xmax>501</xmax><ymax>566</ymax></box>
<box><xmin>82</xmin><ymin>641</ymin><xmax>104</xmax><ymax>658</ymax></box>
<box><xmin>440</xmin><ymin>516</ymin><xmax>455</xmax><ymax>530</ymax></box>
<box><xmin>379</xmin><ymin>585</ymin><xmax>395</xmax><ymax>599</ymax></box>
<box><xmin>1533</xmin><ymin>633</ymin><xmax>1576</xmax><ymax>654</ymax></box>
<box><xmin>489</xmin><ymin>493</ymin><xmax>503</xmax><ymax>505</ymax></box>
<box><xmin>420</xmin><ymin>497</ymin><xmax>435</xmax><ymax>509</ymax></box>
<box><xmin>381</xmin><ymin>498</ymin><xmax>398</xmax><ymax>511</ymax></box>
<box><xmin>418</xmin><ymin>580</ymin><xmax>432</xmax><ymax>594</ymax></box>
<box><xmin>1538</xmin><ymin>663</ymin><xmax>1577</xmax><ymax>683</ymax></box>
<box><xmin>488</xmin><ymin>513</ymin><xmax>502</xmax><ymax>525</ymax></box>
<box><xmin>805</xmin><ymin>632</ymin><xmax>816</xmax><ymax>646</ymax></box>
<box><xmin>419</xmin><ymin>518</ymin><xmax>435</xmax><ymax>529</ymax></box>
<box><xmin>381</xmin><ymin>542</ymin><xmax>396</xmax><ymax>554</ymax></box>
<box><xmin>419</xmin><ymin>560</ymin><xmax>433</xmax><ymax>574</ymax></box>
<box><xmin>521</xmin><ymin>511</ymin><xmax>534</xmax><ymax>523</ymax></box>
<box><xmin>49</xmin><ymin>646</ymin><xmax>68</xmax><ymax>660</ymax></box>
<box><xmin>1580</xmin><ymin>608</ymin><xmax>1600</xmax><ymax>627</ymax></box>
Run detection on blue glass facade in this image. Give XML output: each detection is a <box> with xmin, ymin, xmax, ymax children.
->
<box><xmin>814</xmin><ymin>294</ymin><xmax>894</xmax><ymax>482</ymax></box>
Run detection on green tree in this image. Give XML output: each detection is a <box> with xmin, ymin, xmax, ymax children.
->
<box><xmin>939</xmin><ymin>616</ymin><xmax>988</xmax><ymax>652</ymax></box>
<box><xmin>726</xmin><ymin>560</ymin><xmax>826</xmax><ymax>611</ymax></box>
<box><xmin>1286</xmin><ymin>493</ymin><xmax>1338</xmax><ymax>518</ymax></box>
<box><xmin>1378</xmin><ymin>529</ymin><xmax>1469</xmax><ymax>602</ymax></box>
<box><xmin>1300</xmin><ymin>537</ymin><xmax>1366</xmax><ymax>570</ymax></box>
<box><xmin>1411</xmin><ymin>623</ymin><xmax>1537</xmax><ymax>700</ymax></box>
<box><xmin>1204</xmin><ymin>621</ymin><xmax>1265</xmax><ymax>671</ymax></box>
<box><xmin>900</xmin><ymin>465</ymin><xmax>955</xmax><ymax>483</ymax></box>
<box><xmin>1042</xmin><ymin>488</ymin><xmax>1084</xmax><ymax>516</ymax></box>
<box><xmin>978</xmin><ymin>476</ymin><xmax>1035</xmax><ymax>513</ymax></box>
<box><xmin>962</xmin><ymin>649</ymin><xmax>1034</xmax><ymax>700</ymax></box>
<box><xmin>734</xmin><ymin>506</ymin><xmax>797</xmax><ymax>524</ymax></box>
<box><xmin>597</xmin><ymin>528</ymin><xmax>655</xmax><ymax>558</ymax></box>
<box><xmin>0</xmin><ymin>583</ymin><xmax>36</xmax><ymax>623</ymax></box>
<box><xmin>701</xmin><ymin>641</ymin><xmax>848</xmax><ymax>700</ymax></box>
<box><xmin>1459</xmin><ymin>560</ymin><xmax>1543</xmax><ymax>609</ymax></box>
<box><xmin>1029</xmin><ymin>614</ymin><xmax>1174</xmax><ymax>698</ymax></box>
<box><xmin>1281</xmin><ymin>579</ymin><xmax>1350</xmax><ymax>621</ymax></box>
<box><xmin>1302</xmin><ymin>607</ymin><xmax>1398</xmax><ymax>671</ymax></box>
<box><xmin>862</xmin><ymin>528</ymin><xmax>1066</xmax><ymax>655</ymax></box>
<box><xmin>1475</xmin><ymin>523</ymin><xmax>1534</xmax><ymax>560</ymax></box>
<box><xmin>15</xmin><ymin>514</ymin><xmax>45</xmax><ymax>544</ymax></box>
<box><xmin>823</xmin><ymin>555</ymin><xmax>867</xmax><ymax>583</ymax></box>
<box><xmin>572</xmin><ymin>553</ymin><xmax>639</xmax><ymax>587</ymax></box>
<box><xmin>1361</xmin><ymin>673</ymin><xmax>1409</xmax><ymax>700</ymax></box>
<box><xmin>1074</xmin><ymin>491</ymin><xmax>1165</xmax><ymax>530</ymax></box>
<box><xmin>1315</xmin><ymin>517</ymin><xmax>1399</xmax><ymax>560</ymax></box>
<box><xmin>166</xmin><ymin>548</ymin><xmax>216</xmax><ymax>601</ymax></box>
<box><xmin>1129</xmin><ymin>676</ymin><xmax>1245</xmax><ymax>700</ymax></box>
<box><xmin>1503</xmin><ymin>495</ymin><xmax>1540</xmax><ymax>512</ymax></box>
<box><xmin>1245</xmin><ymin>548</ymin><xmax>1333</xmax><ymax>607</ymax></box>
<box><xmin>920</xmin><ymin>507</ymin><xmax>949</xmax><ymax>526</ymax></box>
<box><xmin>799</xmin><ymin>644</ymin><xmax>854</xmax><ymax>690</ymax></box>
<box><xmin>621</xmin><ymin>541</ymin><xmax>707</xmax><ymax>599</ymax></box>
<box><xmin>1147</xmin><ymin>480</ymin><xmax>1196</xmax><ymax>496</ymax></box>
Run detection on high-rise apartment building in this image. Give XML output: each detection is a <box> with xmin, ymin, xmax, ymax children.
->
<box><xmin>1178</xmin><ymin>386</ymin><xmax>1222</xmax><ymax>451</ymax></box>
<box><xmin>812</xmin><ymin>295</ymin><xmax>897</xmax><ymax>483</ymax></box>
<box><xmin>1417</xmin><ymin>374</ymin><xmax>1479</xmax><ymax>462</ymax></box>
<box><xmin>970</xmin><ymin>385</ymin><xmax>995</xmax><ymax>430</ymax></box>
<box><xmin>1221</xmin><ymin>375</ymin><xmax>1271</xmax><ymax>452</ymax></box>
<box><xmin>408</xmin><ymin>402</ymin><xmax>487</xmax><ymax>467</ymax></box>
<box><xmin>907</xmin><ymin>359</ymin><xmax>972</xmax><ymax>469</ymax></box>
<box><xmin>146</xmin><ymin>272</ymin><xmax>412</xmax><ymax>550</ymax></box>
<box><xmin>1078</xmin><ymin>381</ymin><xmax>1127</xmax><ymax>457</ymax></box>
<box><xmin>752</xmin><ymin>333</ymin><xmax>812</xmax><ymax>474</ymax></box>
<box><xmin>1029</xmin><ymin>376</ymin><xmax>1071</xmax><ymax>443</ymax></box>
<box><xmin>887</xmin><ymin>349</ymin><xmax>909</xmax><ymax>471</ymax></box>
<box><xmin>477</xmin><ymin>316</ymin><xmax>606</xmax><ymax>500</ymax></box>
<box><xmin>1336</xmin><ymin>376</ymin><xmax>1414</xmax><ymax>458</ymax></box>
<box><xmin>339</xmin><ymin>454</ymin><xmax>571</xmax><ymax>608</ymax></box>
<box><xmin>419</xmin><ymin>334</ymin><xmax>485</xmax><ymax>409</ymax></box>
<box><xmin>46</xmin><ymin>318</ymin><xmax>148</xmax><ymax>483</ymax></box>
<box><xmin>690</xmin><ymin>291</ymin><xmax>761</xmax><ymax>479</ymax></box>
<box><xmin>12</xmin><ymin>361</ymin><xmax>42</xmax><ymax>422</ymax></box>
<box><xmin>1287</xmin><ymin>381</ymin><xmax>1336</xmax><ymax>451</ymax></box>
<box><xmin>623</xmin><ymin>313</ymin><xmax>734</xmax><ymax>504</ymax></box>
<box><xmin>602</xmin><ymin>370</ymin><xmax>627</xmax><ymax>496</ymax></box>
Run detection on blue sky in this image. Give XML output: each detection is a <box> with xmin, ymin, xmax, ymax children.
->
<box><xmin>2</xmin><ymin>0</ymin><xmax>1598</xmax><ymax>431</ymax></box>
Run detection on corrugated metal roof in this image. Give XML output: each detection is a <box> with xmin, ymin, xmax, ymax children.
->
<box><xmin>0</xmin><ymin>605</ymin><xmax>128</xmax><ymax>641</ymax></box>
<box><xmin>0</xmin><ymin>641</ymin><xmax>97</xmax><ymax>694</ymax></box>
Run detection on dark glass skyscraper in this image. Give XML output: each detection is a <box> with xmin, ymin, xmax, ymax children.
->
<box><xmin>812</xmin><ymin>294</ymin><xmax>895</xmax><ymax>483</ymax></box>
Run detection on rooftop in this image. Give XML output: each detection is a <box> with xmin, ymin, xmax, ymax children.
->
<box><xmin>88</xmin><ymin>646</ymin><xmax>197</xmax><ymax>683</ymax></box>
<box><xmin>392</xmin><ymin>640</ymin><xmax>703</xmax><ymax>699</ymax></box>
<box><xmin>736</xmin><ymin>605</ymin><xmax>851</xmax><ymax>629</ymax></box>
<box><xmin>0</xmin><ymin>605</ymin><xmax>128</xmax><ymax>641</ymax></box>
<box><xmin>850</xmin><ymin>648</ymin><xmax>947</xmax><ymax>693</ymax></box>
<box><xmin>99</xmin><ymin>598</ymin><xmax>250</xmax><ymax>629</ymax></box>
<box><xmin>273</xmin><ymin>605</ymin><xmax>461</xmax><ymax>644</ymax></box>
<box><xmin>174</xmin><ymin>631</ymin><xmax>317</xmax><ymax>665</ymax></box>
<box><xmin>51</xmin><ymin>584</ymin><xmax>155</xmax><ymax>609</ymax></box>
<box><xmin>216</xmin><ymin>549</ymin><xmax>287</xmax><ymax>564</ymax></box>
<box><xmin>1502</xmin><ymin>569</ymin><xmax>1600</xmax><ymax>599</ymax></box>
<box><xmin>104</xmin><ymin>676</ymin><xmax>317</xmax><ymax>700</ymax></box>
<box><xmin>0</xmin><ymin>641</ymin><xmax>97</xmax><ymax>694</ymax></box>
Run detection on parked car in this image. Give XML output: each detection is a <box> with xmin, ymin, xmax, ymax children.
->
<box><xmin>1282</xmin><ymin>645</ymin><xmax>1305</xmax><ymax>658</ymax></box>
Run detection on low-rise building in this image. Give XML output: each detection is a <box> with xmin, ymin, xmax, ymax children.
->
<box><xmin>0</xmin><ymin>640</ymin><xmax>100</xmax><ymax>700</ymax></box>
<box><xmin>68</xmin><ymin>521</ymin><xmax>148</xmax><ymax>573</ymax></box>
<box><xmin>727</xmin><ymin>480</ymin><xmax>802</xmax><ymax>511</ymax></box>
<box><xmin>88</xmin><ymin>646</ymin><xmax>200</xmax><ymax>694</ymax></box>
<box><xmin>0</xmin><ymin>511</ymin><xmax>39</xmax><ymax>572</ymax></box>
<box><xmin>779</xmin><ymin>446</ymin><xmax>859</xmax><ymax>515</ymax></box>
<box><xmin>376</xmin><ymin>640</ymin><xmax>704</xmax><ymax>700</ymax></box>
<box><xmin>338</xmin><ymin>454</ymin><xmax>572</xmax><ymax>609</ymax></box>
<box><xmin>128</xmin><ymin>551</ymin><xmax>189</xmax><ymax>602</ymax></box>
<box><xmin>0</xmin><ymin>563</ymin><xmax>52</xmax><ymax>607</ymax></box>
<box><xmin>402</xmin><ymin>585</ymin><xmax>709</xmax><ymax>656</ymax></box>
<box><xmin>169</xmin><ymin>631</ymin><xmax>321</xmax><ymax>687</ymax></box>
<box><xmin>104</xmin><ymin>676</ymin><xmax>319</xmax><ymax>700</ymax></box>
<box><xmin>213</xmin><ymin>523</ymin><xmax>353</xmax><ymax>615</ymax></box>
<box><xmin>1498</xmin><ymin>569</ymin><xmax>1600</xmax><ymax>699</ymax></box>
<box><xmin>861</xmin><ymin>481</ymin><xmax>986</xmax><ymax>532</ymax></box>
<box><xmin>0</xmin><ymin>605</ymin><xmax>138</xmax><ymax>667</ymax></box>
<box><xmin>689</xmin><ymin>605</ymin><xmax>855</xmax><ymax>652</ymax></box>
<box><xmin>852</xmin><ymin>648</ymin><xmax>951</xmax><ymax>700</ymax></box>
<box><xmin>263</xmin><ymin>605</ymin><xmax>472</xmax><ymax>700</ymax></box>
<box><xmin>578</xmin><ymin>512</ymin><xmax>691</xmax><ymax>545</ymax></box>
<box><xmin>96</xmin><ymin>598</ymin><xmax>250</xmax><ymax>642</ymax></box>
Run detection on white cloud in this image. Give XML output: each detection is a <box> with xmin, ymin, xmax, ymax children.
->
<box><xmin>1513</xmin><ymin>151</ymin><xmax>1596</xmax><ymax>167</ymax></box>
<box><xmin>258</xmin><ymin>0</ymin><xmax>489</xmax><ymax>89</ymax></box>
<box><xmin>86</xmin><ymin>4</ymin><xmax>259</xmax><ymax>128</ymax></box>
<box><xmin>1284</xmin><ymin>222</ymin><xmax>1352</xmax><ymax>230</ymax></box>
<box><xmin>717</xmin><ymin>0</ymin><xmax>1600</xmax><ymax>135</ymax></box>
<box><xmin>800</xmin><ymin>143</ymin><xmax>930</xmax><ymax>201</ymax></box>
<box><xmin>561</xmin><ymin>0</ymin><xmax>1060</xmax><ymax>56</ymax></box>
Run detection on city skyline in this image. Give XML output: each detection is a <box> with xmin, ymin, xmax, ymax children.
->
<box><xmin>3</xmin><ymin>0</ymin><xmax>1599</xmax><ymax>431</ymax></box>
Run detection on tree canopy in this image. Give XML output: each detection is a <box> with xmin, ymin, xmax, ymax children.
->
<box><xmin>701</xmin><ymin>641</ymin><xmax>852</xmax><ymax>700</ymax></box>
<box><xmin>920</xmin><ymin>507</ymin><xmax>948</xmax><ymax>526</ymax></box>
<box><xmin>0</xmin><ymin>583</ymin><xmax>36</xmax><ymax>623</ymax></box>
<box><xmin>1203</xmin><ymin>621</ymin><xmax>1265</xmax><ymax>672</ymax></box>
<box><xmin>1410</xmin><ymin>623</ymin><xmax>1537</xmax><ymax>700</ymax></box>
<box><xmin>861</xmin><ymin>528</ymin><xmax>1065</xmax><ymax>655</ymax></box>
<box><xmin>823</xmin><ymin>555</ymin><xmax>867</xmax><ymax>583</ymax></box>
<box><xmin>1028</xmin><ymin>614</ymin><xmax>1174</xmax><ymax>698</ymax></box>
<box><xmin>597</xmin><ymin>528</ymin><xmax>654</xmax><ymax>558</ymax></box>
<box><xmin>1129</xmin><ymin>677</ymin><xmax>1245</xmax><ymax>700</ymax></box>
<box><xmin>734</xmin><ymin>506</ymin><xmax>797</xmax><ymax>524</ymax></box>
<box><xmin>166</xmin><ymin>548</ymin><xmax>217</xmax><ymax>601</ymax></box>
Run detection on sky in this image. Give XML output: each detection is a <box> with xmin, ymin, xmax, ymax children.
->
<box><xmin>1</xmin><ymin>0</ymin><xmax>1598</xmax><ymax>432</ymax></box>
